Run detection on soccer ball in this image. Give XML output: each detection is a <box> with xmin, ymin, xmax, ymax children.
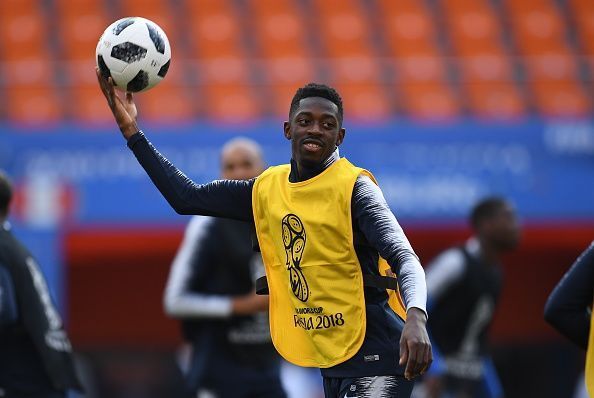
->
<box><xmin>96</xmin><ymin>17</ymin><xmax>171</xmax><ymax>92</ymax></box>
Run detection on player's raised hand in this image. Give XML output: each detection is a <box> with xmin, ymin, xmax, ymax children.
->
<box><xmin>96</xmin><ymin>67</ymin><xmax>139</xmax><ymax>140</ymax></box>
<box><xmin>399</xmin><ymin>307</ymin><xmax>432</xmax><ymax>380</ymax></box>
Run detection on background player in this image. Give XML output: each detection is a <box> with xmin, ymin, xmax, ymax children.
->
<box><xmin>163</xmin><ymin>138</ymin><xmax>286</xmax><ymax>397</ymax></box>
<box><xmin>97</xmin><ymin>71</ymin><xmax>432</xmax><ymax>398</ymax></box>
<box><xmin>0</xmin><ymin>171</ymin><xmax>82</xmax><ymax>398</ymax></box>
<box><xmin>421</xmin><ymin>197</ymin><xmax>520</xmax><ymax>398</ymax></box>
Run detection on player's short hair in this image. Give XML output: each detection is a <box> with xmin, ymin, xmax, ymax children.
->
<box><xmin>0</xmin><ymin>170</ymin><xmax>13</xmax><ymax>217</ymax></box>
<box><xmin>470</xmin><ymin>196</ymin><xmax>509</xmax><ymax>229</ymax></box>
<box><xmin>221</xmin><ymin>137</ymin><xmax>263</xmax><ymax>162</ymax></box>
<box><xmin>289</xmin><ymin>83</ymin><xmax>344</xmax><ymax>126</ymax></box>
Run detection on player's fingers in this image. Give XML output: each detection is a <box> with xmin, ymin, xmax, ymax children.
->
<box><xmin>404</xmin><ymin>342</ymin><xmax>419</xmax><ymax>380</ymax></box>
<box><xmin>126</xmin><ymin>92</ymin><xmax>134</xmax><ymax>104</ymax></box>
<box><xmin>419</xmin><ymin>344</ymin><xmax>431</xmax><ymax>375</ymax></box>
<box><xmin>107</xmin><ymin>78</ymin><xmax>120</xmax><ymax>108</ymax></box>
<box><xmin>96</xmin><ymin>68</ymin><xmax>111</xmax><ymax>99</ymax></box>
<box><xmin>399</xmin><ymin>337</ymin><xmax>408</xmax><ymax>367</ymax></box>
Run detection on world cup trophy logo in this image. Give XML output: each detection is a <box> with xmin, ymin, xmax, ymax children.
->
<box><xmin>281</xmin><ymin>214</ymin><xmax>310</xmax><ymax>302</ymax></box>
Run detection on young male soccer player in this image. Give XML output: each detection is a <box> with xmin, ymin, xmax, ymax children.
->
<box><xmin>97</xmin><ymin>70</ymin><xmax>432</xmax><ymax>397</ymax></box>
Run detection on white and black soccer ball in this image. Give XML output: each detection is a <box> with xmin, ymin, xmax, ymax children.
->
<box><xmin>96</xmin><ymin>17</ymin><xmax>171</xmax><ymax>92</ymax></box>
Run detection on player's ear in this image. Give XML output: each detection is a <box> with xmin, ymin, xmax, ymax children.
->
<box><xmin>336</xmin><ymin>128</ymin><xmax>346</xmax><ymax>147</ymax></box>
<box><xmin>283</xmin><ymin>121</ymin><xmax>291</xmax><ymax>140</ymax></box>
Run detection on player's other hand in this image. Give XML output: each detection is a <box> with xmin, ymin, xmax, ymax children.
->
<box><xmin>96</xmin><ymin>67</ymin><xmax>139</xmax><ymax>140</ymax></box>
<box><xmin>231</xmin><ymin>292</ymin><xmax>269</xmax><ymax>315</ymax></box>
<box><xmin>399</xmin><ymin>307</ymin><xmax>432</xmax><ymax>380</ymax></box>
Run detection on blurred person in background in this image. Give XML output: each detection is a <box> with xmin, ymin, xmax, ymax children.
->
<box><xmin>97</xmin><ymin>72</ymin><xmax>431</xmax><ymax>398</ymax></box>
<box><xmin>163</xmin><ymin>138</ymin><xmax>287</xmax><ymax>397</ymax></box>
<box><xmin>420</xmin><ymin>197</ymin><xmax>520</xmax><ymax>398</ymax></box>
<box><xmin>544</xmin><ymin>242</ymin><xmax>594</xmax><ymax>396</ymax></box>
<box><xmin>0</xmin><ymin>171</ymin><xmax>82</xmax><ymax>398</ymax></box>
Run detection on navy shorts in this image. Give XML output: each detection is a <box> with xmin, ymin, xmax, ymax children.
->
<box><xmin>323</xmin><ymin>375</ymin><xmax>414</xmax><ymax>398</ymax></box>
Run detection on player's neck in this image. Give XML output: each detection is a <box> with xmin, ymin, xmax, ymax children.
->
<box><xmin>290</xmin><ymin>149</ymin><xmax>339</xmax><ymax>182</ymax></box>
<box><xmin>477</xmin><ymin>238</ymin><xmax>502</xmax><ymax>265</ymax></box>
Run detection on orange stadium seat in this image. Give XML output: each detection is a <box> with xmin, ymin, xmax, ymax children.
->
<box><xmin>56</xmin><ymin>2</ymin><xmax>108</xmax><ymax>61</ymax></box>
<box><xmin>249</xmin><ymin>0</ymin><xmax>308</xmax><ymax>58</ymax></box>
<box><xmin>443</xmin><ymin>0</ymin><xmax>503</xmax><ymax>54</ymax></box>
<box><xmin>378</xmin><ymin>0</ymin><xmax>438</xmax><ymax>55</ymax></box>
<box><xmin>310</xmin><ymin>0</ymin><xmax>391</xmax><ymax>119</ymax></box>
<box><xmin>135</xmin><ymin>57</ymin><xmax>195</xmax><ymax>121</ymax></box>
<box><xmin>54</xmin><ymin>0</ymin><xmax>112</xmax><ymax>121</ymax></box>
<box><xmin>69</xmin><ymin>86</ymin><xmax>113</xmax><ymax>122</ymax></box>
<box><xmin>2</xmin><ymin>56</ymin><xmax>54</xmax><ymax>88</ymax></box>
<box><xmin>186</xmin><ymin>0</ymin><xmax>242</xmax><ymax>59</ymax></box>
<box><xmin>311</xmin><ymin>0</ymin><xmax>374</xmax><ymax>58</ymax></box>
<box><xmin>394</xmin><ymin>49</ymin><xmax>447</xmax><ymax>83</ymax></box>
<box><xmin>377</xmin><ymin>0</ymin><xmax>443</xmax><ymax>77</ymax></box>
<box><xmin>531</xmin><ymin>81</ymin><xmax>591</xmax><ymax>117</ymax></box>
<box><xmin>570</xmin><ymin>0</ymin><xmax>594</xmax><ymax>58</ymax></box>
<box><xmin>400</xmin><ymin>82</ymin><xmax>460</xmax><ymax>119</ymax></box>
<box><xmin>0</xmin><ymin>0</ymin><xmax>38</xmax><ymax>14</ymax></box>
<box><xmin>248</xmin><ymin>0</ymin><xmax>317</xmax><ymax>116</ymax></box>
<box><xmin>442</xmin><ymin>0</ymin><xmax>523</xmax><ymax>117</ymax></box>
<box><xmin>201</xmin><ymin>85</ymin><xmax>261</xmax><ymax>121</ymax></box>
<box><xmin>338</xmin><ymin>83</ymin><xmax>392</xmax><ymax>120</ymax></box>
<box><xmin>466</xmin><ymin>83</ymin><xmax>525</xmax><ymax>119</ymax></box>
<box><xmin>0</xmin><ymin>8</ymin><xmax>49</xmax><ymax>59</ymax></box>
<box><xmin>506</xmin><ymin>0</ymin><xmax>571</xmax><ymax>56</ymax></box>
<box><xmin>377</xmin><ymin>0</ymin><xmax>457</xmax><ymax>117</ymax></box>
<box><xmin>6</xmin><ymin>87</ymin><xmax>62</xmax><ymax>124</ymax></box>
<box><xmin>137</xmin><ymin>87</ymin><xmax>195</xmax><ymax>122</ymax></box>
<box><xmin>185</xmin><ymin>0</ymin><xmax>259</xmax><ymax>119</ymax></box>
<box><xmin>507</xmin><ymin>0</ymin><xmax>579</xmax><ymax>83</ymax></box>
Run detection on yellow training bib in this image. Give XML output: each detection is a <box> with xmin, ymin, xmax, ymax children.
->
<box><xmin>252</xmin><ymin>158</ymin><xmax>402</xmax><ymax>368</ymax></box>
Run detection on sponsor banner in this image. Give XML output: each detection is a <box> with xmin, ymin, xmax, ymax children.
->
<box><xmin>1</xmin><ymin>120</ymin><xmax>593</xmax><ymax>224</ymax></box>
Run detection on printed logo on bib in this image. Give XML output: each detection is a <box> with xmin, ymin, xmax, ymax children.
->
<box><xmin>281</xmin><ymin>214</ymin><xmax>310</xmax><ymax>302</ymax></box>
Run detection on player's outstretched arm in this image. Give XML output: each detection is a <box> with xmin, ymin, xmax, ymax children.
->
<box><xmin>96</xmin><ymin>68</ymin><xmax>138</xmax><ymax>140</ymax></box>
<box><xmin>95</xmin><ymin>68</ymin><xmax>254</xmax><ymax>221</ymax></box>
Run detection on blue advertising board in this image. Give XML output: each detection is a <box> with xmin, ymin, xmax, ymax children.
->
<box><xmin>1</xmin><ymin>119</ymin><xmax>594</xmax><ymax>225</ymax></box>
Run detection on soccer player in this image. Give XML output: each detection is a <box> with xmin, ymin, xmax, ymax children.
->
<box><xmin>0</xmin><ymin>171</ymin><xmax>82</xmax><ymax>397</ymax></box>
<box><xmin>97</xmin><ymin>71</ymin><xmax>432</xmax><ymax>398</ymax></box>
<box><xmin>544</xmin><ymin>242</ymin><xmax>594</xmax><ymax>395</ymax></box>
<box><xmin>163</xmin><ymin>138</ymin><xmax>286</xmax><ymax>397</ymax></box>
<box><xmin>423</xmin><ymin>197</ymin><xmax>520</xmax><ymax>398</ymax></box>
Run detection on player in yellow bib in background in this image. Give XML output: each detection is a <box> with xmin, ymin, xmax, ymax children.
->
<box><xmin>97</xmin><ymin>70</ymin><xmax>432</xmax><ymax>397</ymax></box>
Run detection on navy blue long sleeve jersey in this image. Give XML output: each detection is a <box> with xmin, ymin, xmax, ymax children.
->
<box><xmin>127</xmin><ymin>131</ymin><xmax>427</xmax><ymax>377</ymax></box>
<box><xmin>544</xmin><ymin>242</ymin><xmax>594</xmax><ymax>350</ymax></box>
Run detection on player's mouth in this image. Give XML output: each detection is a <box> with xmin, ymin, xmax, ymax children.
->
<box><xmin>302</xmin><ymin>139</ymin><xmax>324</xmax><ymax>153</ymax></box>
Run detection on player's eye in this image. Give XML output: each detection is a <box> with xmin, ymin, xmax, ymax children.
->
<box><xmin>322</xmin><ymin>122</ymin><xmax>335</xmax><ymax>129</ymax></box>
<box><xmin>297</xmin><ymin>118</ymin><xmax>309</xmax><ymax>126</ymax></box>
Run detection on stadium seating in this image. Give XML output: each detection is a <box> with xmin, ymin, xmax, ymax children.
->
<box><xmin>0</xmin><ymin>0</ymin><xmax>591</xmax><ymax>122</ymax></box>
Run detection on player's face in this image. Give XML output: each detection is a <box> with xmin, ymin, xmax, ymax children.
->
<box><xmin>283</xmin><ymin>97</ymin><xmax>345</xmax><ymax>167</ymax></box>
<box><xmin>221</xmin><ymin>146</ymin><xmax>264</xmax><ymax>180</ymax></box>
<box><xmin>486</xmin><ymin>204</ymin><xmax>521</xmax><ymax>251</ymax></box>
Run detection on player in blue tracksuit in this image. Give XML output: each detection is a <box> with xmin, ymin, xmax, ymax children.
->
<box><xmin>163</xmin><ymin>139</ymin><xmax>285</xmax><ymax>397</ymax></box>
<box><xmin>97</xmin><ymin>72</ymin><xmax>432</xmax><ymax>397</ymax></box>
<box><xmin>422</xmin><ymin>197</ymin><xmax>520</xmax><ymax>398</ymax></box>
<box><xmin>0</xmin><ymin>171</ymin><xmax>82</xmax><ymax>398</ymax></box>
